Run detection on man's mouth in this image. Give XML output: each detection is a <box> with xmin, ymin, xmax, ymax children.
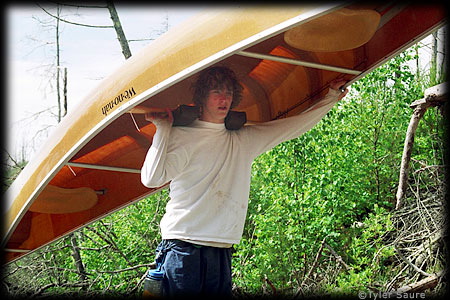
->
<box><xmin>218</xmin><ymin>106</ymin><xmax>228</xmax><ymax>111</ymax></box>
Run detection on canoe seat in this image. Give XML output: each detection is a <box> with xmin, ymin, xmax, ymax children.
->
<box><xmin>29</xmin><ymin>185</ymin><xmax>98</xmax><ymax>214</ymax></box>
<box><xmin>284</xmin><ymin>8</ymin><xmax>381</xmax><ymax>52</ymax></box>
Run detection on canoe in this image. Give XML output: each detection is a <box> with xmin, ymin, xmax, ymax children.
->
<box><xmin>3</xmin><ymin>4</ymin><xmax>445</xmax><ymax>263</ymax></box>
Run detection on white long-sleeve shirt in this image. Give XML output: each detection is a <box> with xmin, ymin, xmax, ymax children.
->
<box><xmin>141</xmin><ymin>89</ymin><xmax>341</xmax><ymax>247</ymax></box>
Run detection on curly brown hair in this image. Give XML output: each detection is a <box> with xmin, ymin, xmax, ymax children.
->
<box><xmin>191</xmin><ymin>66</ymin><xmax>243</xmax><ymax>109</ymax></box>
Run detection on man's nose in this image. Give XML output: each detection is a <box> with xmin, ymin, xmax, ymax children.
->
<box><xmin>218</xmin><ymin>93</ymin><xmax>229</xmax><ymax>103</ymax></box>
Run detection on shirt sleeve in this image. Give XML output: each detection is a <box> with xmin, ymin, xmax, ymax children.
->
<box><xmin>242</xmin><ymin>88</ymin><xmax>341</xmax><ymax>159</ymax></box>
<box><xmin>140</xmin><ymin>119</ymin><xmax>184</xmax><ymax>188</ymax></box>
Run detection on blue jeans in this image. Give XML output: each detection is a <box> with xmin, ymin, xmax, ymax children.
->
<box><xmin>155</xmin><ymin>239</ymin><xmax>232</xmax><ymax>298</ymax></box>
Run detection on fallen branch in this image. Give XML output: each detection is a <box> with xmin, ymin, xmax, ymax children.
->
<box><xmin>129</xmin><ymin>271</ymin><xmax>148</xmax><ymax>294</ymax></box>
<box><xmin>413</xmin><ymin>230</ymin><xmax>443</xmax><ymax>267</ymax></box>
<box><xmin>324</xmin><ymin>243</ymin><xmax>352</xmax><ymax>271</ymax></box>
<box><xmin>96</xmin><ymin>262</ymin><xmax>156</xmax><ymax>274</ymax></box>
<box><xmin>394</xmin><ymin>243</ymin><xmax>432</xmax><ymax>277</ymax></box>
<box><xmin>395</xmin><ymin>270</ymin><xmax>444</xmax><ymax>293</ymax></box>
<box><xmin>294</xmin><ymin>237</ymin><xmax>327</xmax><ymax>298</ymax></box>
<box><xmin>31</xmin><ymin>282</ymin><xmax>90</xmax><ymax>297</ymax></box>
<box><xmin>264</xmin><ymin>275</ymin><xmax>277</xmax><ymax>296</ymax></box>
<box><xmin>302</xmin><ymin>237</ymin><xmax>327</xmax><ymax>286</ymax></box>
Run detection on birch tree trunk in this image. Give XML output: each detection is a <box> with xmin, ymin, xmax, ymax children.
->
<box><xmin>56</xmin><ymin>5</ymin><xmax>61</xmax><ymax>122</ymax></box>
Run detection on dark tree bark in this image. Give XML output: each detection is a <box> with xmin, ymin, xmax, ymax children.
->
<box><xmin>107</xmin><ymin>1</ymin><xmax>132</xmax><ymax>59</ymax></box>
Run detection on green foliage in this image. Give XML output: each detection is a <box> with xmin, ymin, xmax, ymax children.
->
<box><xmin>3</xmin><ymin>160</ymin><xmax>27</xmax><ymax>193</ymax></box>
<box><xmin>331</xmin><ymin>205</ymin><xmax>396</xmax><ymax>294</ymax></box>
<box><xmin>232</xmin><ymin>46</ymin><xmax>446</xmax><ymax>296</ymax></box>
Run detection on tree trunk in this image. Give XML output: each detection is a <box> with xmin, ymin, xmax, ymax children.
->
<box><xmin>395</xmin><ymin>82</ymin><xmax>448</xmax><ymax>209</ymax></box>
<box><xmin>63</xmin><ymin>67</ymin><xmax>67</xmax><ymax>118</ymax></box>
<box><xmin>70</xmin><ymin>233</ymin><xmax>88</xmax><ymax>287</ymax></box>
<box><xmin>395</xmin><ymin>103</ymin><xmax>429</xmax><ymax>209</ymax></box>
<box><xmin>56</xmin><ymin>5</ymin><xmax>61</xmax><ymax>122</ymax></box>
<box><xmin>107</xmin><ymin>1</ymin><xmax>132</xmax><ymax>59</ymax></box>
<box><xmin>431</xmin><ymin>31</ymin><xmax>438</xmax><ymax>84</ymax></box>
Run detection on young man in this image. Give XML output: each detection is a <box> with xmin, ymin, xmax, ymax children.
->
<box><xmin>141</xmin><ymin>66</ymin><xmax>347</xmax><ymax>297</ymax></box>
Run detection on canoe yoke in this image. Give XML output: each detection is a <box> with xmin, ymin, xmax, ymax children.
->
<box><xmin>130</xmin><ymin>104</ymin><xmax>247</xmax><ymax>130</ymax></box>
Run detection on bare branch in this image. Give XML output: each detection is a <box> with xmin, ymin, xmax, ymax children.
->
<box><xmin>46</xmin><ymin>1</ymin><xmax>108</xmax><ymax>9</ymax></box>
<box><xmin>3</xmin><ymin>149</ymin><xmax>21</xmax><ymax>168</ymax></box>
<box><xmin>324</xmin><ymin>243</ymin><xmax>352</xmax><ymax>271</ymax></box>
<box><xmin>37</xmin><ymin>3</ymin><xmax>114</xmax><ymax>28</ymax></box>
<box><xmin>394</xmin><ymin>242</ymin><xmax>432</xmax><ymax>277</ymax></box>
<box><xmin>96</xmin><ymin>263</ymin><xmax>157</xmax><ymax>274</ymax></box>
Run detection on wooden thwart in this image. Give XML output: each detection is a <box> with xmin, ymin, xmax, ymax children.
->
<box><xmin>238</xmin><ymin>51</ymin><xmax>361</xmax><ymax>75</ymax></box>
<box><xmin>66</xmin><ymin>162</ymin><xmax>141</xmax><ymax>174</ymax></box>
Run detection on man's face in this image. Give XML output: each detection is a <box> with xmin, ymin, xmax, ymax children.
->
<box><xmin>200</xmin><ymin>88</ymin><xmax>233</xmax><ymax>124</ymax></box>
